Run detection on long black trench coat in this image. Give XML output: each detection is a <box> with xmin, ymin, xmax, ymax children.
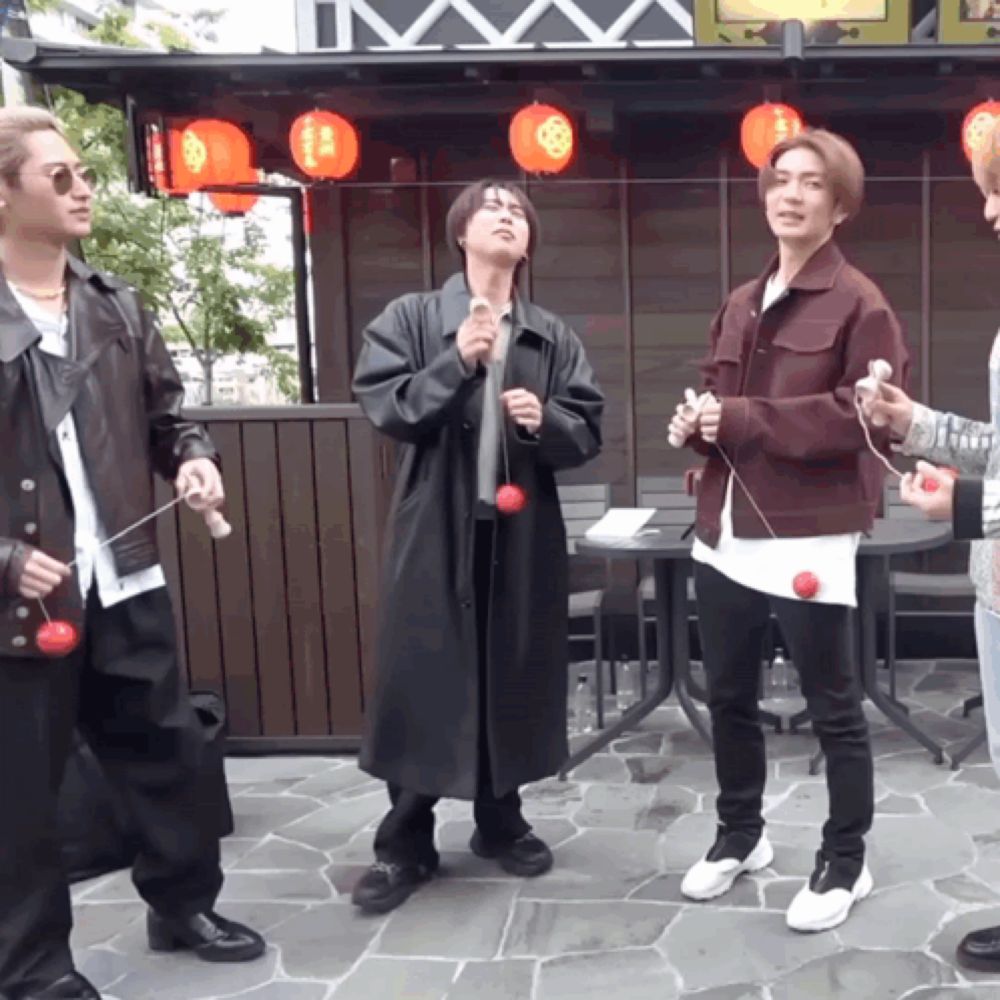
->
<box><xmin>352</xmin><ymin>273</ymin><xmax>604</xmax><ymax>800</ymax></box>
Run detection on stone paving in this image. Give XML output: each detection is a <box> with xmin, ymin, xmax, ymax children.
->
<box><xmin>67</xmin><ymin>657</ymin><xmax>1000</xmax><ymax>999</ymax></box>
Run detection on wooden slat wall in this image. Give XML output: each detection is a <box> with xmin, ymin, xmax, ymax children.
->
<box><xmin>154</xmin><ymin>404</ymin><xmax>391</xmax><ymax>749</ymax></box>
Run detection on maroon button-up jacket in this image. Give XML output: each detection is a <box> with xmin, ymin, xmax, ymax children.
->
<box><xmin>686</xmin><ymin>240</ymin><xmax>910</xmax><ymax>547</ymax></box>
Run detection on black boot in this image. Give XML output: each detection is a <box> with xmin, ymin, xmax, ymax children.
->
<box><xmin>147</xmin><ymin>910</ymin><xmax>266</xmax><ymax>963</ymax></box>
<box><xmin>470</xmin><ymin>830</ymin><xmax>553</xmax><ymax>877</ymax></box>
<box><xmin>351</xmin><ymin>861</ymin><xmax>434</xmax><ymax>914</ymax></box>
<box><xmin>21</xmin><ymin>972</ymin><xmax>101</xmax><ymax>1000</ymax></box>
<box><xmin>957</xmin><ymin>924</ymin><xmax>1000</xmax><ymax>972</ymax></box>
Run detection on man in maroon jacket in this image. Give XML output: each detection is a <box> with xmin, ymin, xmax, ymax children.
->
<box><xmin>670</xmin><ymin>129</ymin><xmax>909</xmax><ymax>933</ymax></box>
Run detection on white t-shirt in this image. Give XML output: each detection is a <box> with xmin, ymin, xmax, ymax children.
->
<box><xmin>17</xmin><ymin>289</ymin><xmax>167</xmax><ymax>607</ymax></box>
<box><xmin>691</xmin><ymin>275</ymin><xmax>861</xmax><ymax>607</ymax></box>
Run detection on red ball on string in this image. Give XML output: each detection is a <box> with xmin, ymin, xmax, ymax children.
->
<box><xmin>792</xmin><ymin>571</ymin><xmax>820</xmax><ymax>600</ymax></box>
<box><xmin>36</xmin><ymin>620</ymin><xmax>80</xmax><ymax>657</ymax></box>
<box><xmin>496</xmin><ymin>484</ymin><xmax>527</xmax><ymax>515</ymax></box>
<box><xmin>922</xmin><ymin>479</ymin><xmax>940</xmax><ymax>493</ymax></box>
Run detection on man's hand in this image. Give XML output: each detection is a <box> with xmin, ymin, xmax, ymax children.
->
<box><xmin>863</xmin><ymin>382</ymin><xmax>915</xmax><ymax>439</ymax></box>
<box><xmin>699</xmin><ymin>399</ymin><xmax>723</xmax><ymax>444</ymax></box>
<box><xmin>502</xmin><ymin>389</ymin><xmax>543</xmax><ymax>434</ymax></box>
<box><xmin>176</xmin><ymin>458</ymin><xmax>224</xmax><ymax>512</ymax></box>
<box><xmin>668</xmin><ymin>407</ymin><xmax>696</xmax><ymax>447</ymax></box>
<box><xmin>18</xmin><ymin>549</ymin><xmax>71</xmax><ymax>600</ymax></box>
<box><xmin>899</xmin><ymin>460</ymin><xmax>955</xmax><ymax>520</ymax></box>
<box><xmin>456</xmin><ymin>302</ymin><xmax>497</xmax><ymax>370</ymax></box>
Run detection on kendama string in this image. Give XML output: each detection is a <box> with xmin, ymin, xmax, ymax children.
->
<box><xmin>35</xmin><ymin>489</ymin><xmax>199</xmax><ymax>620</ymax></box>
<box><xmin>702</xmin><ymin>383</ymin><xmax>904</xmax><ymax>540</ymax></box>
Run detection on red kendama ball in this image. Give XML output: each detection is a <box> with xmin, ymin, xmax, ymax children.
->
<box><xmin>792</xmin><ymin>571</ymin><xmax>820</xmax><ymax>600</ymax></box>
<box><xmin>922</xmin><ymin>479</ymin><xmax>940</xmax><ymax>493</ymax></box>
<box><xmin>496</xmin><ymin>484</ymin><xmax>527</xmax><ymax>515</ymax></box>
<box><xmin>36</xmin><ymin>620</ymin><xmax>80</xmax><ymax>657</ymax></box>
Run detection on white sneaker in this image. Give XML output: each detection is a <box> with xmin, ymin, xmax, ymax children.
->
<box><xmin>786</xmin><ymin>855</ymin><xmax>874</xmax><ymax>932</ymax></box>
<box><xmin>681</xmin><ymin>830</ymin><xmax>774</xmax><ymax>901</ymax></box>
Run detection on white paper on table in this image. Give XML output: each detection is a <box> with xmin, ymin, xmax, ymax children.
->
<box><xmin>584</xmin><ymin>508</ymin><xmax>656</xmax><ymax>540</ymax></box>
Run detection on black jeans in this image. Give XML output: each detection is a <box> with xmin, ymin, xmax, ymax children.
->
<box><xmin>694</xmin><ymin>562</ymin><xmax>873</xmax><ymax>864</ymax></box>
<box><xmin>0</xmin><ymin>587</ymin><xmax>228</xmax><ymax>996</ymax></box>
<box><xmin>373</xmin><ymin>519</ymin><xmax>531</xmax><ymax>868</ymax></box>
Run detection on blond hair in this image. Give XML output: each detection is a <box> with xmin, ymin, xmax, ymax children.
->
<box><xmin>971</xmin><ymin>116</ymin><xmax>1000</xmax><ymax>195</ymax></box>
<box><xmin>0</xmin><ymin>106</ymin><xmax>66</xmax><ymax>184</ymax></box>
<box><xmin>758</xmin><ymin>128</ymin><xmax>865</xmax><ymax>221</ymax></box>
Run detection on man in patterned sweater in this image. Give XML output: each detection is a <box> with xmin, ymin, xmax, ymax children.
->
<box><xmin>864</xmin><ymin>117</ymin><xmax>1000</xmax><ymax>974</ymax></box>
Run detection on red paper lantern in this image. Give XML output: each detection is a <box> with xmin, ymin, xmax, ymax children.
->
<box><xmin>741</xmin><ymin>103</ymin><xmax>804</xmax><ymax>169</ymax></box>
<box><xmin>509</xmin><ymin>103</ymin><xmax>575</xmax><ymax>175</ymax></box>
<box><xmin>147</xmin><ymin>128</ymin><xmax>174</xmax><ymax>193</ymax></box>
<box><xmin>150</xmin><ymin>119</ymin><xmax>254</xmax><ymax>195</ymax></box>
<box><xmin>962</xmin><ymin>101</ymin><xmax>1000</xmax><ymax>163</ymax></box>
<box><xmin>208</xmin><ymin>163</ymin><xmax>260</xmax><ymax>216</ymax></box>
<box><xmin>289</xmin><ymin>111</ymin><xmax>360</xmax><ymax>180</ymax></box>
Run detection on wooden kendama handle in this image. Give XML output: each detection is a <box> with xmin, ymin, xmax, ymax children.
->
<box><xmin>203</xmin><ymin>508</ymin><xmax>232</xmax><ymax>540</ymax></box>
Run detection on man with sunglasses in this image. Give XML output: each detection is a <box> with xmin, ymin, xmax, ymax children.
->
<box><xmin>0</xmin><ymin>108</ymin><xmax>265</xmax><ymax>1000</ymax></box>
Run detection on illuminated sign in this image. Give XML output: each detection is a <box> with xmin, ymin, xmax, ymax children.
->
<box><xmin>694</xmin><ymin>0</ymin><xmax>910</xmax><ymax>44</ymax></box>
<box><xmin>938</xmin><ymin>0</ymin><xmax>1000</xmax><ymax>43</ymax></box>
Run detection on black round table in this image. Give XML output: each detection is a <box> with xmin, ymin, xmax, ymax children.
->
<box><xmin>563</xmin><ymin>519</ymin><xmax>953</xmax><ymax>776</ymax></box>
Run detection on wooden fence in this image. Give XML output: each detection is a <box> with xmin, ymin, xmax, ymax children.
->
<box><xmin>154</xmin><ymin>405</ymin><xmax>393</xmax><ymax>752</ymax></box>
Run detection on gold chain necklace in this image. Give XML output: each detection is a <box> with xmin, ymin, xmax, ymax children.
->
<box><xmin>9</xmin><ymin>281</ymin><xmax>66</xmax><ymax>301</ymax></box>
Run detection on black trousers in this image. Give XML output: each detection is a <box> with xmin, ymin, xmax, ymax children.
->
<box><xmin>694</xmin><ymin>562</ymin><xmax>873</xmax><ymax>864</ymax></box>
<box><xmin>0</xmin><ymin>587</ymin><xmax>229</xmax><ymax>995</ymax></box>
<box><xmin>373</xmin><ymin>519</ymin><xmax>531</xmax><ymax>868</ymax></box>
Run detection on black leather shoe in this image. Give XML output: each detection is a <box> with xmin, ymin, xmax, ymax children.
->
<box><xmin>957</xmin><ymin>924</ymin><xmax>1000</xmax><ymax>972</ymax></box>
<box><xmin>21</xmin><ymin>972</ymin><xmax>101</xmax><ymax>1000</ymax></box>
<box><xmin>147</xmin><ymin>910</ymin><xmax>266</xmax><ymax>963</ymax></box>
<box><xmin>470</xmin><ymin>830</ymin><xmax>553</xmax><ymax>877</ymax></box>
<box><xmin>351</xmin><ymin>861</ymin><xmax>434</xmax><ymax>914</ymax></box>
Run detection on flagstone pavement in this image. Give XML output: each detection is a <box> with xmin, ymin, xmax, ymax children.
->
<box><xmin>68</xmin><ymin>658</ymin><xmax>1000</xmax><ymax>999</ymax></box>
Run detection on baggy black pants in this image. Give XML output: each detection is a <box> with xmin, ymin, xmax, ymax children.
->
<box><xmin>373</xmin><ymin>519</ymin><xmax>531</xmax><ymax>868</ymax></box>
<box><xmin>0</xmin><ymin>587</ymin><xmax>230</xmax><ymax>995</ymax></box>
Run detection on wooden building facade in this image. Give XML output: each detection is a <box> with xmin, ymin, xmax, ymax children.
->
<box><xmin>5</xmin><ymin>0</ymin><xmax>1000</xmax><ymax>746</ymax></box>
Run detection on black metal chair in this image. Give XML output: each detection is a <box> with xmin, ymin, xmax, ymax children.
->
<box><xmin>634</xmin><ymin>475</ymin><xmax>697</xmax><ymax>692</ymax></box>
<box><xmin>884</xmin><ymin>480</ymin><xmax>976</xmax><ymax>711</ymax></box>
<box><xmin>558</xmin><ymin>482</ymin><xmax>613</xmax><ymax>728</ymax></box>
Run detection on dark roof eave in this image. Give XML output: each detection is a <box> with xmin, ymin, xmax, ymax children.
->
<box><xmin>6</xmin><ymin>35</ymin><xmax>1000</xmax><ymax>72</ymax></box>
<box><xmin>4</xmin><ymin>36</ymin><xmax>999</xmax><ymax>104</ymax></box>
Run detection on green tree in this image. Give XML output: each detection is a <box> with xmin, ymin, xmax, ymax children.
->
<box><xmin>22</xmin><ymin>1</ymin><xmax>299</xmax><ymax>404</ymax></box>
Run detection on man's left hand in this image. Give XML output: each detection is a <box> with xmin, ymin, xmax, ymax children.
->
<box><xmin>899</xmin><ymin>460</ymin><xmax>954</xmax><ymax>521</ymax></box>
<box><xmin>176</xmin><ymin>458</ymin><xmax>224</xmax><ymax>511</ymax></box>
<box><xmin>502</xmin><ymin>389</ymin><xmax>543</xmax><ymax>434</ymax></box>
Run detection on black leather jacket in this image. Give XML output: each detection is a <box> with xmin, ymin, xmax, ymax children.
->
<box><xmin>0</xmin><ymin>256</ymin><xmax>218</xmax><ymax>658</ymax></box>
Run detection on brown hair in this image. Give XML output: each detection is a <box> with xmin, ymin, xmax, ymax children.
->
<box><xmin>758</xmin><ymin>128</ymin><xmax>865</xmax><ymax>221</ymax></box>
<box><xmin>445</xmin><ymin>179</ymin><xmax>540</xmax><ymax>274</ymax></box>
<box><xmin>0</xmin><ymin>106</ymin><xmax>67</xmax><ymax>185</ymax></box>
<box><xmin>971</xmin><ymin>116</ymin><xmax>1000</xmax><ymax>196</ymax></box>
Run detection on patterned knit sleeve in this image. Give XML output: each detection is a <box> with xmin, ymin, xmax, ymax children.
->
<box><xmin>898</xmin><ymin>402</ymin><xmax>995</xmax><ymax>476</ymax></box>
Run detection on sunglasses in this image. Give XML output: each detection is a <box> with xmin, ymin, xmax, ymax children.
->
<box><xmin>20</xmin><ymin>164</ymin><xmax>98</xmax><ymax>195</ymax></box>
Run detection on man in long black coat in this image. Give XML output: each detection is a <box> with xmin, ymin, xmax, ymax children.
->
<box><xmin>350</xmin><ymin>179</ymin><xmax>604</xmax><ymax>914</ymax></box>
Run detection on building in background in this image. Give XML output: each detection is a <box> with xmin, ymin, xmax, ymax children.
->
<box><xmin>28</xmin><ymin>0</ymin><xmax>222</xmax><ymax>49</ymax></box>
<box><xmin>293</xmin><ymin>0</ymin><xmax>694</xmax><ymax>51</ymax></box>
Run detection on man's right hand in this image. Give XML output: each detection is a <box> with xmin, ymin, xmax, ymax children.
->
<box><xmin>456</xmin><ymin>303</ymin><xmax>497</xmax><ymax>369</ymax></box>
<box><xmin>864</xmin><ymin>382</ymin><xmax>915</xmax><ymax>439</ymax></box>
<box><xmin>18</xmin><ymin>549</ymin><xmax>72</xmax><ymax>600</ymax></box>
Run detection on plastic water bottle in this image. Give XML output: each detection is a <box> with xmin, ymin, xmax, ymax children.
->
<box><xmin>616</xmin><ymin>659</ymin><xmax>636</xmax><ymax>712</ymax></box>
<box><xmin>771</xmin><ymin>648</ymin><xmax>788</xmax><ymax>693</ymax></box>
<box><xmin>574</xmin><ymin>675</ymin><xmax>594</xmax><ymax>734</ymax></box>
<box><xmin>785</xmin><ymin>650</ymin><xmax>799</xmax><ymax>692</ymax></box>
